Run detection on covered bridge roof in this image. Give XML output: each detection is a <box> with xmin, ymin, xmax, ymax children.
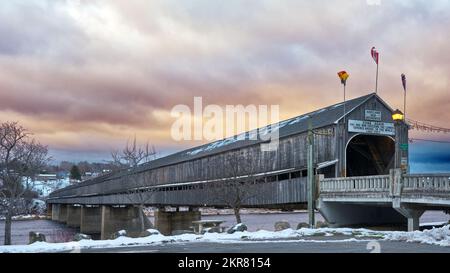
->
<box><xmin>51</xmin><ymin>92</ymin><xmax>386</xmax><ymax>194</ymax></box>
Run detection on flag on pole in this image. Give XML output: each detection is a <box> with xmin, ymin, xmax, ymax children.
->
<box><xmin>401</xmin><ymin>73</ymin><xmax>406</xmax><ymax>92</ymax></box>
<box><xmin>371</xmin><ymin>47</ymin><xmax>379</xmax><ymax>64</ymax></box>
<box><xmin>337</xmin><ymin>71</ymin><xmax>349</xmax><ymax>86</ymax></box>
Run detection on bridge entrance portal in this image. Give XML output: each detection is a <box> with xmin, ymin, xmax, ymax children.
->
<box><xmin>346</xmin><ymin>134</ymin><xmax>395</xmax><ymax>177</ymax></box>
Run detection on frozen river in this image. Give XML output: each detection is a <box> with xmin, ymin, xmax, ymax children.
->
<box><xmin>1</xmin><ymin>211</ymin><xmax>449</xmax><ymax>245</ymax></box>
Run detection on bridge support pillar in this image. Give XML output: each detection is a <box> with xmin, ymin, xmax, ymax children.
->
<box><xmin>67</xmin><ymin>205</ymin><xmax>81</xmax><ymax>228</ymax></box>
<box><xmin>51</xmin><ymin>204</ymin><xmax>60</xmax><ymax>221</ymax></box>
<box><xmin>46</xmin><ymin>203</ymin><xmax>52</xmax><ymax>218</ymax></box>
<box><xmin>58</xmin><ymin>204</ymin><xmax>68</xmax><ymax>223</ymax></box>
<box><xmin>80</xmin><ymin>206</ymin><xmax>102</xmax><ymax>235</ymax></box>
<box><xmin>393</xmin><ymin>199</ymin><xmax>424</xmax><ymax>232</ymax></box>
<box><xmin>100</xmin><ymin>205</ymin><xmax>151</xmax><ymax>240</ymax></box>
<box><xmin>154</xmin><ymin>209</ymin><xmax>201</xmax><ymax>235</ymax></box>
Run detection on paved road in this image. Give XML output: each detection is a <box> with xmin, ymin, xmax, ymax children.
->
<box><xmin>79</xmin><ymin>239</ymin><xmax>450</xmax><ymax>253</ymax></box>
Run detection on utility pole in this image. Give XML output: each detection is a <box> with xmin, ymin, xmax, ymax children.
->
<box><xmin>307</xmin><ymin>118</ymin><xmax>335</xmax><ymax>228</ymax></box>
<box><xmin>307</xmin><ymin>118</ymin><xmax>315</xmax><ymax>228</ymax></box>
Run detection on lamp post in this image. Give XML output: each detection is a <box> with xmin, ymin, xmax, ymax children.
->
<box><xmin>392</xmin><ymin>109</ymin><xmax>405</xmax><ymax>170</ymax></box>
<box><xmin>337</xmin><ymin>70</ymin><xmax>349</xmax><ymax>177</ymax></box>
<box><xmin>392</xmin><ymin>109</ymin><xmax>404</xmax><ymax>123</ymax></box>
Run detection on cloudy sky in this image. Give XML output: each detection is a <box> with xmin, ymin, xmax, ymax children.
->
<box><xmin>0</xmin><ymin>0</ymin><xmax>449</xmax><ymax>172</ymax></box>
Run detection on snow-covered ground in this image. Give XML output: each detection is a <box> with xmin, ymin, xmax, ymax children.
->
<box><xmin>0</xmin><ymin>214</ymin><xmax>48</xmax><ymax>221</ymax></box>
<box><xmin>33</xmin><ymin>178</ymin><xmax>71</xmax><ymax>197</ymax></box>
<box><xmin>0</xmin><ymin>225</ymin><xmax>449</xmax><ymax>253</ymax></box>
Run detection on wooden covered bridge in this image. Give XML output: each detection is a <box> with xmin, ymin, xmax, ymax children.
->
<box><xmin>47</xmin><ymin>93</ymin><xmax>427</xmax><ymax>236</ymax></box>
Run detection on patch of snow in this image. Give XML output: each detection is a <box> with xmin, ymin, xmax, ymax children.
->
<box><xmin>33</xmin><ymin>178</ymin><xmax>71</xmax><ymax>197</ymax></box>
<box><xmin>288</xmin><ymin>115</ymin><xmax>309</xmax><ymax>125</ymax></box>
<box><xmin>383</xmin><ymin>225</ymin><xmax>450</xmax><ymax>247</ymax></box>
<box><xmin>146</xmin><ymin>229</ymin><xmax>161</xmax><ymax>235</ymax></box>
<box><xmin>420</xmin><ymin>222</ymin><xmax>448</xmax><ymax>227</ymax></box>
<box><xmin>313</xmin><ymin>109</ymin><xmax>327</xmax><ymax>115</ymax></box>
<box><xmin>185</xmin><ymin>117</ymin><xmax>298</xmax><ymax>156</ymax></box>
<box><xmin>331</xmin><ymin>103</ymin><xmax>344</xmax><ymax>109</ymax></box>
<box><xmin>0</xmin><ymin>214</ymin><xmax>48</xmax><ymax>221</ymax></box>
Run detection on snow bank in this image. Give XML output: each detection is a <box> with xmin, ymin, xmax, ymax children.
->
<box><xmin>0</xmin><ymin>214</ymin><xmax>48</xmax><ymax>221</ymax></box>
<box><xmin>0</xmin><ymin>225</ymin><xmax>448</xmax><ymax>253</ymax></box>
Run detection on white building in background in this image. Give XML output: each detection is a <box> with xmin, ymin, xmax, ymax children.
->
<box><xmin>36</xmin><ymin>174</ymin><xmax>58</xmax><ymax>182</ymax></box>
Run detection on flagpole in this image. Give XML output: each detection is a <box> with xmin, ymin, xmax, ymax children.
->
<box><xmin>372</xmin><ymin>47</ymin><xmax>379</xmax><ymax>94</ymax></box>
<box><xmin>343</xmin><ymin>83</ymin><xmax>346</xmax><ymax>126</ymax></box>
<box><xmin>404</xmin><ymin>87</ymin><xmax>406</xmax><ymax>120</ymax></box>
<box><xmin>343</xmin><ymin>82</ymin><xmax>346</xmax><ymax>177</ymax></box>
<box><xmin>402</xmin><ymin>74</ymin><xmax>407</xmax><ymax>120</ymax></box>
<box><xmin>375</xmin><ymin>62</ymin><xmax>379</xmax><ymax>94</ymax></box>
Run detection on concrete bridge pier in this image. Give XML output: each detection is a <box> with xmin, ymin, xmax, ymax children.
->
<box><xmin>46</xmin><ymin>204</ymin><xmax>53</xmax><ymax>218</ymax></box>
<box><xmin>317</xmin><ymin>200</ymin><xmax>405</xmax><ymax>228</ymax></box>
<box><xmin>393</xmin><ymin>199</ymin><xmax>425</xmax><ymax>231</ymax></box>
<box><xmin>51</xmin><ymin>204</ymin><xmax>60</xmax><ymax>221</ymax></box>
<box><xmin>100</xmin><ymin>205</ymin><xmax>152</xmax><ymax>240</ymax></box>
<box><xmin>66</xmin><ymin>205</ymin><xmax>81</xmax><ymax>228</ymax></box>
<box><xmin>154</xmin><ymin>207</ymin><xmax>201</xmax><ymax>235</ymax></box>
<box><xmin>80</xmin><ymin>205</ymin><xmax>102</xmax><ymax>235</ymax></box>
<box><xmin>60</xmin><ymin>204</ymin><xmax>68</xmax><ymax>223</ymax></box>
<box><xmin>54</xmin><ymin>204</ymin><xmax>68</xmax><ymax>223</ymax></box>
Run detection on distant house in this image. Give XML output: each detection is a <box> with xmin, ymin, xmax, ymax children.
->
<box><xmin>81</xmin><ymin>172</ymin><xmax>100</xmax><ymax>181</ymax></box>
<box><xmin>36</xmin><ymin>174</ymin><xmax>58</xmax><ymax>182</ymax></box>
<box><xmin>56</xmin><ymin>171</ymin><xmax>69</xmax><ymax>179</ymax></box>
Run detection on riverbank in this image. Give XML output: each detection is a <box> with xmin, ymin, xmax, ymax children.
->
<box><xmin>1</xmin><ymin>211</ymin><xmax>449</xmax><ymax>245</ymax></box>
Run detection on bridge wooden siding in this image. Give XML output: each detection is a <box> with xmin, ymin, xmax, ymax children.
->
<box><xmin>48</xmin><ymin>126</ymin><xmax>333</xmax><ymax>205</ymax></box>
<box><xmin>47</xmin><ymin>177</ymin><xmax>308</xmax><ymax>207</ymax></box>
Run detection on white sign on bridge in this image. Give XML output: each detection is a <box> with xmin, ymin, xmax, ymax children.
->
<box><xmin>365</xmin><ymin>110</ymin><xmax>382</xmax><ymax>121</ymax></box>
<box><xmin>348</xmin><ymin>120</ymin><xmax>395</xmax><ymax>136</ymax></box>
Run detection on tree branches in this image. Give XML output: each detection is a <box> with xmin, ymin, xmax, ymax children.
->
<box><xmin>0</xmin><ymin>121</ymin><xmax>50</xmax><ymax>207</ymax></box>
<box><xmin>0</xmin><ymin>121</ymin><xmax>51</xmax><ymax>245</ymax></box>
<box><xmin>206</xmin><ymin>150</ymin><xmax>265</xmax><ymax>223</ymax></box>
<box><xmin>111</xmin><ymin>136</ymin><xmax>156</xmax><ymax>169</ymax></box>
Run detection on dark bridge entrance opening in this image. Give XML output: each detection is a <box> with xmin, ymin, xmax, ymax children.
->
<box><xmin>346</xmin><ymin>134</ymin><xmax>395</xmax><ymax>177</ymax></box>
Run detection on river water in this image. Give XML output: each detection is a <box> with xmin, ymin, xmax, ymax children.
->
<box><xmin>0</xmin><ymin>211</ymin><xmax>448</xmax><ymax>245</ymax></box>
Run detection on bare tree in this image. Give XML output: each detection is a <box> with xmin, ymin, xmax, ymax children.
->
<box><xmin>111</xmin><ymin>137</ymin><xmax>158</xmax><ymax>233</ymax></box>
<box><xmin>111</xmin><ymin>136</ymin><xmax>156</xmax><ymax>169</ymax></box>
<box><xmin>123</xmin><ymin>171</ymin><xmax>157</xmax><ymax>233</ymax></box>
<box><xmin>0</xmin><ymin>122</ymin><xmax>51</xmax><ymax>245</ymax></box>
<box><xmin>206</xmin><ymin>150</ymin><xmax>264</xmax><ymax>224</ymax></box>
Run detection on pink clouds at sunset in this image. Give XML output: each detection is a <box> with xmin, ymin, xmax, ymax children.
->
<box><xmin>0</xmin><ymin>0</ymin><xmax>449</xmax><ymax>167</ymax></box>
